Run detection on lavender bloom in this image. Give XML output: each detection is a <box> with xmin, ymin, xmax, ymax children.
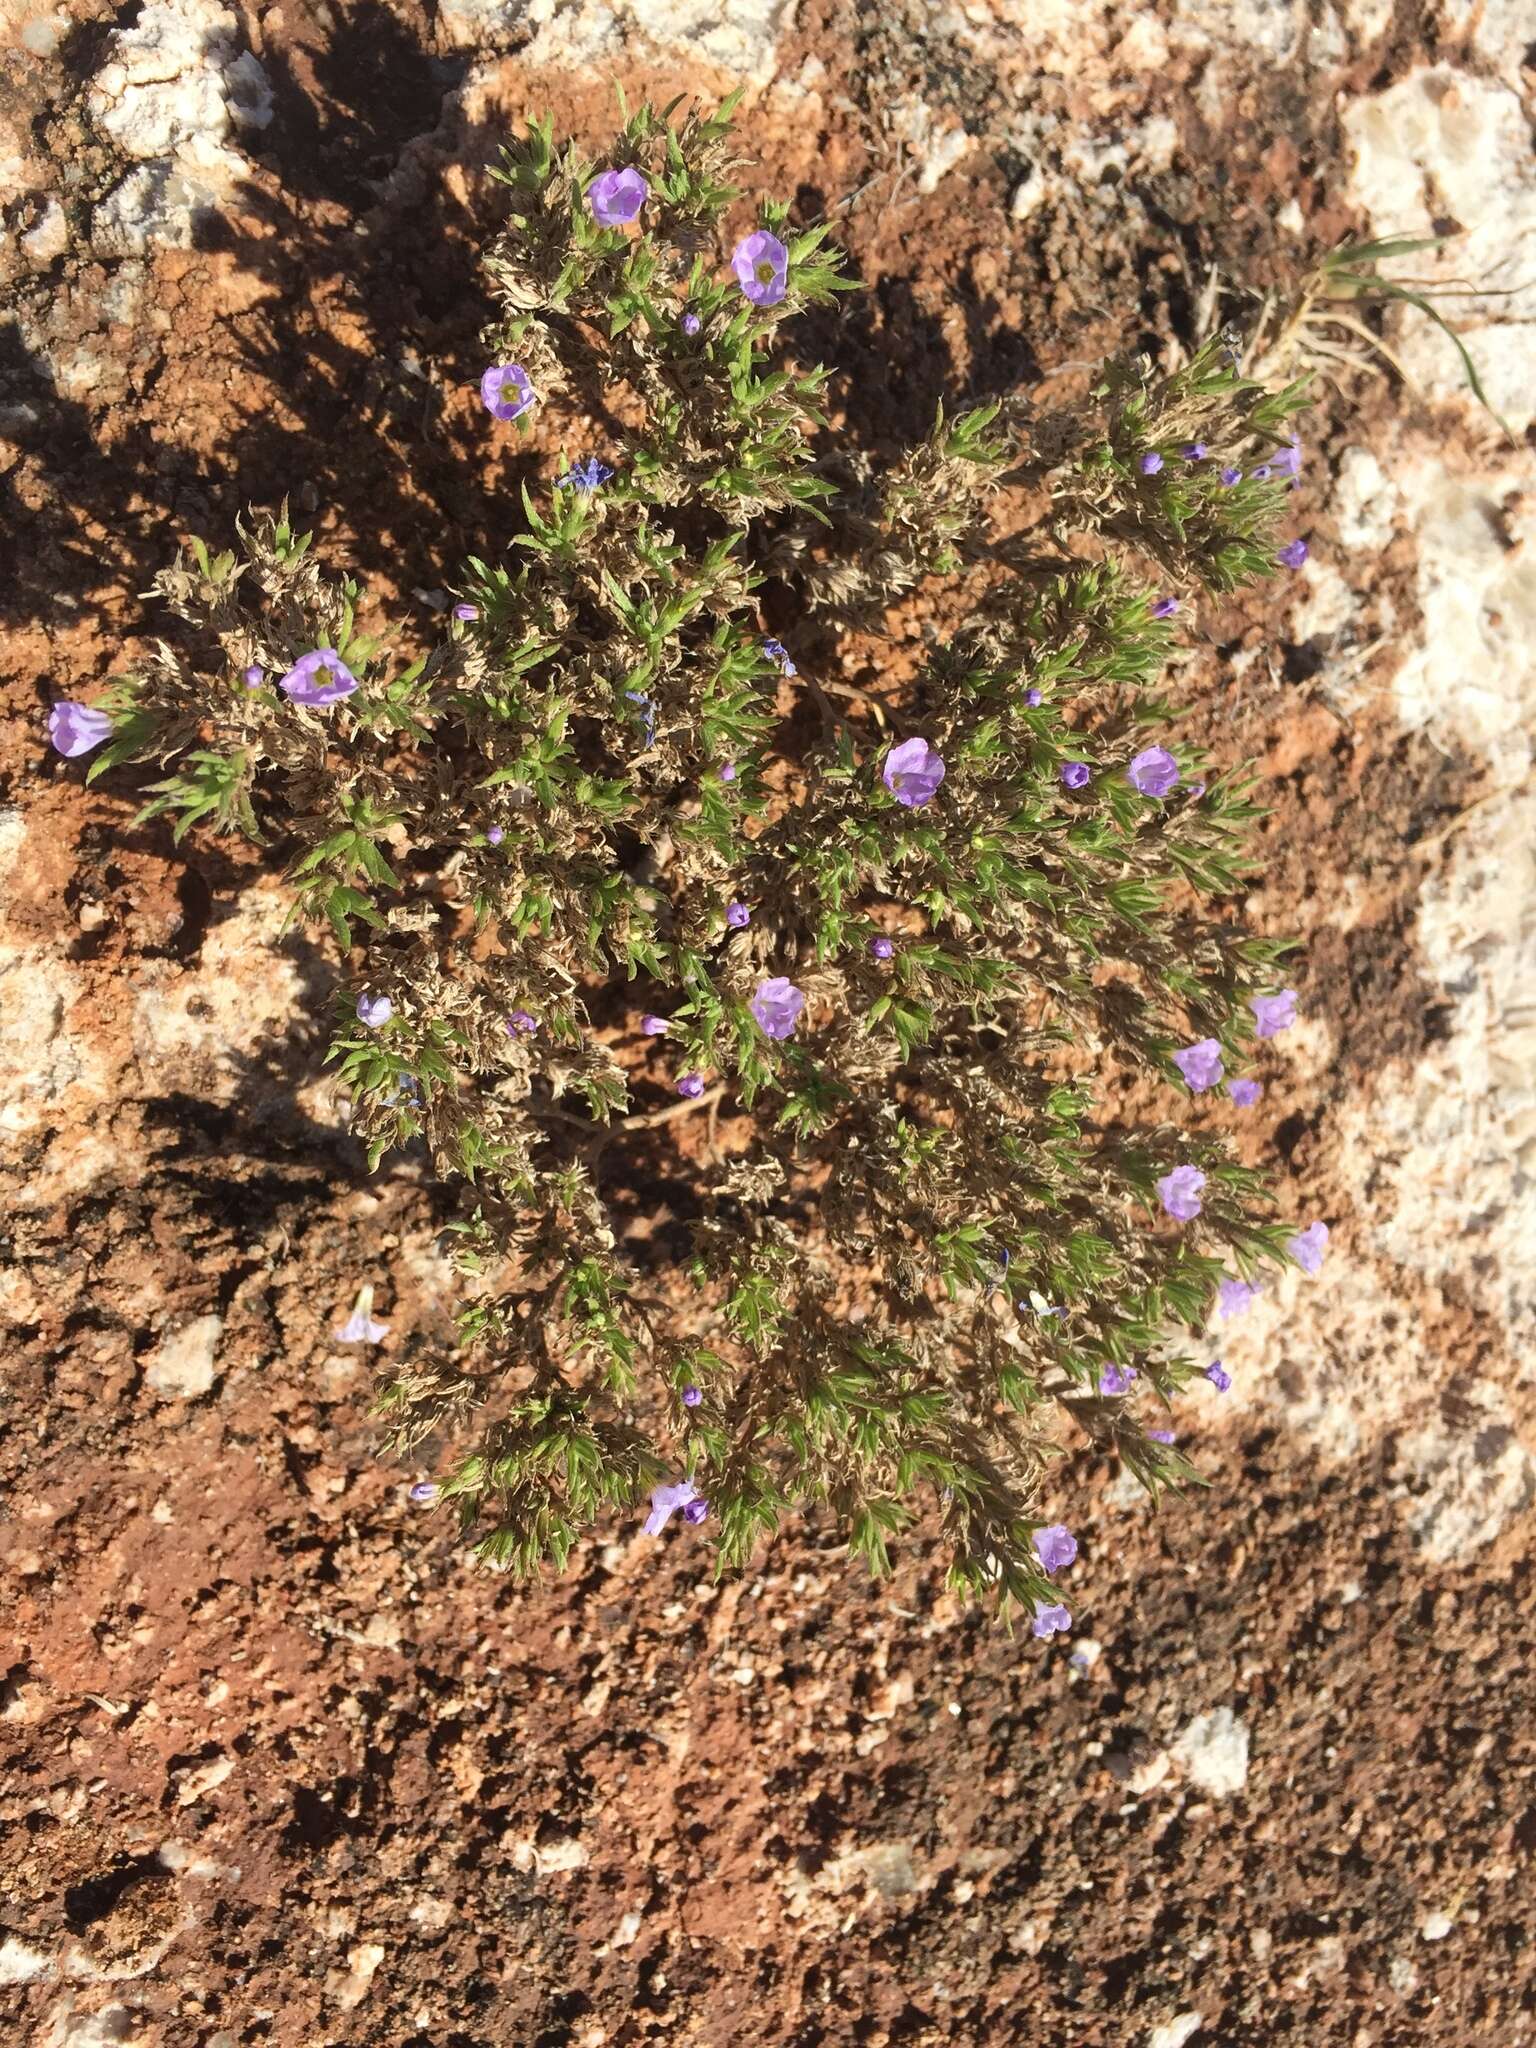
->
<box><xmin>243</xmin><ymin>664</ymin><xmax>264</xmax><ymax>688</ymax></box>
<box><xmin>640</xmin><ymin>1013</ymin><xmax>670</xmax><ymax>1036</ymax></box>
<box><xmin>506</xmin><ymin>1009</ymin><xmax>538</xmax><ymax>1037</ymax></box>
<box><xmin>1205</xmin><ymin>1360</ymin><xmax>1232</xmax><ymax>1392</ymax></box>
<box><xmin>1229</xmin><ymin>1077</ymin><xmax>1263</xmax><ymax>1108</ymax></box>
<box><xmin>1157</xmin><ymin>1164</ymin><xmax>1207</xmax><ymax>1222</ymax></box>
<box><xmin>1060</xmin><ymin>761</ymin><xmax>1091</xmax><ymax>790</ymax></box>
<box><xmin>732</xmin><ymin>229</ymin><xmax>790</xmax><ymax>307</ymax></box>
<box><xmin>1139</xmin><ymin>451</ymin><xmax>1164</xmax><ymax>475</ymax></box>
<box><xmin>557</xmin><ymin>456</ymin><xmax>615</xmax><ymax>493</ymax></box>
<box><xmin>643</xmin><ymin>1478</ymin><xmax>705</xmax><ymax>1536</ymax></box>
<box><xmin>883</xmin><ymin>736</ymin><xmax>946</xmax><ymax>808</ymax></box>
<box><xmin>726</xmin><ymin>900</ymin><xmax>751</xmax><ymax>929</ymax></box>
<box><xmin>1025</xmin><ymin>687</ymin><xmax>1044</xmax><ymax>706</ymax></box>
<box><xmin>764</xmin><ymin>638</ymin><xmax>797</xmax><ymax>676</ymax></box>
<box><xmin>1274</xmin><ymin>439</ymin><xmax>1303</xmax><ymax>479</ymax></box>
<box><xmin>1288</xmin><ymin>1220</ymin><xmax>1330</xmax><ymax>1274</ymax></box>
<box><xmin>335</xmin><ymin>1308</ymin><xmax>390</xmax><ymax>1343</ymax></box>
<box><xmin>408</xmin><ymin>1481</ymin><xmax>440</xmax><ymax>1505</ymax></box>
<box><xmin>453</xmin><ymin>603</ymin><xmax>478</xmax><ymax>621</ymax></box>
<box><xmin>684</xmin><ymin>1497</ymin><xmax>709</xmax><ymax>1524</ymax></box>
<box><xmin>1033</xmin><ymin>1524</ymin><xmax>1078</xmax><ymax>1573</ymax></box>
<box><xmin>1098</xmin><ymin>1363</ymin><xmax>1137</xmax><ymax>1396</ymax></box>
<box><xmin>280</xmin><ymin>648</ymin><xmax>358</xmax><ymax>706</ymax></box>
<box><xmin>356</xmin><ymin>993</ymin><xmax>393</xmax><ymax>1028</ymax></box>
<box><xmin>1151</xmin><ymin>596</ymin><xmax>1180</xmax><ymax>619</ymax></box>
<box><xmin>48</xmin><ymin>702</ymin><xmax>114</xmax><ymax>757</ymax></box>
<box><xmin>1219</xmin><ymin>465</ymin><xmax>1242</xmax><ymax>486</ymax></box>
<box><xmin>682</xmin><ymin>312</ymin><xmax>702</xmax><ymax>336</ymax></box>
<box><xmin>750</xmin><ymin>976</ymin><xmax>806</xmax><ymax>1041</ymax></box>
<box><xmin>682</xmin><ymin>1385</ymin><xmax>703</xmax><ymax>1408</ymax></box>
<box><xmin>1250</xmin><ymin>988</ymin><xmax>1298</xmax><ymax>1039</ymax></box>
<box><xmin>486</xmin><ymin>826</ymin><xmax>504</xmax><ymax>845</ymax></box>
<box><xmin>1128</xmin><ymin>746</ymin><xmax>1181</xmax><ymax>798</ymax></box>
<box><xmin>869</xmin><ymin>935</ymin><xmax>895</xmax><ymax>961</ymax></box>
<box><xmin>1183</xmin><ymin>442</ymin><xmax>1209</xmax><ymax>460</ymax></box>
<box><xmin>1251</xmin><ymin>463</ymin><xmax>1272</xmax><ymax>482</ymax></box>
<box><xmin>334</xmin><ymin>1285</ymin><xmax>389</xmax><ymax>1344</ymax></box>
<box><xmin>1217</xmin><ymin>1277</ymin><xmax>1261</xmax><ymax>1321</ymax></box>
<box><xmin>719</xmin><ymin>761</ymin><xmax>737</xmax><ymax>782</ymax></box>
<box><xmin>676</xmin><ymin>1074</ymin><xmax>706</xmax><ymax>1099</ymax></box>
<box><xmin>1173</xmin><ymin>1039</ymin><xmax>1224</xmax><ymax>1093</ymax></box>
<box><xmin>587</xmin><ymin>166</ymin><xmax>648</xmax><ymax>226</ymax></box>
<box><xmin>1148</xmin><ymin>1428</ymin><xmax>1177</xmax><ymax>1444</ymax></box>
<box><xmin>480</xmin><ymin>362</ymin><xmax>537</xmax><ymax>421</ymax></box>
<box><xmin>1277</xmin><ymin>538</ymin><xmax>1309</xmax><ymax>570</ymax></box>
<box><xmin>624</xmin><ymin>689</ymin><xmax>656</xmax><ymax>746</ymax></box>
<box><xmin>1032</xmin><ymin>1601</ymin><xmax>1072</xmax><ymax>1639</ymax></box>
<box><xmin>1189</xmin><ymin>781</ymin><xmax>1207</xmax><ymax>798</ymax></box>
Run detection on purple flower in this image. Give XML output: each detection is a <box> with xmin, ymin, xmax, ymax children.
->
<box><xmin>732</xmin><ymin>229</ymin><xmax>790</xmax><ymax>307</ymax></box>
<box><xmin>1228</xmin><ymin>1077</ymin><xmax>1263</xmax><ymax>1108</ymax></box>
<box><xmin>682</xmin><ymin>311</ymin><xmax>702</xmax><ymax>336</ymax></box>
<box><xmin>1219</xmin><ymin>465</ymin><xmax>1242</xmax><ymax>486</ymax></box>
<box><xmin>641</xmin><ymin>1013</ymin><xmax>670</xmax><ymax>1036</ymax></box>
<box><xmin>486</xmin><ymin>825</ymin><xmax>504</xmax><ymax>845</ymax></box>
<box><xmin>1151</xmin><ymin>596</ymin><xmax>1179</xmax><ymax>619</ymax></box>
<box><xmin>1277</xmin><ymin>538</ymin><xmax>1309</xmax><ymax>570</ymax></box>
<box><xmin>1274</xmin><ymin>439</ymin><xmax>1302</xmax><ymax>479</ymax></box>
<box><xmin>643</xmin><ymin>1478</ymin><xmax>705</xmax><ymax>1536</ymax></box>
<box><xmin>682</xmin><ymin>1385</ymin><xmax>703</xmax><ymax>1408</ymax></box>
<box><xmin>684</xmin><ymin>1497</ymin><xmax>709</xmax><ymax>1524</ymax></box>
<box><xmin>726</xmin><ymin>900</ymin><xmax>751</xmax><ymax>929</ymax></box>
<box><xmin>408</xmin><ymin>1480</ymin><xmax>440</xmax><ymax>1505</ymax></box>
<box><xmin>749</xmin><ymin>976</ymin><xmax>806</xmax><ymax>1041</ymax></box>
<box><xmin>1098</xmin><ymin>1363</ymin><xmax>1137</xmax><ymax>1396</ymax></box>
<box><xmin>676</xmin><ymin>1073</ymin><xmax>706</xmax><ymax>1098</ymax></box>
<box><xmin>764</xmin><ymin>638</ymin><xmax>797</xmax><ymax>676</ymax></box>
<box><xmin>1128</xmin><ymin>746</ymin><xmax>1180</xmax><ymax>798</ymax></box>
<box><xmin>1148</xmin><ymin>1428</ymin><xmax>1176</xmax><ymax>1444</ymax></box>
<box><xmin>1288</xmin><ymin>1220</ymin><xmax>1330</xmax><ymax>1274</ymax></box>
<box><xmin>1188</xmin><ymin>781</ymin><xmax>1207</xmax><ymax>798</ymax></box>
<box><xmin>243</xmin><ymin>664</ymin><xmax>264</xmax><ymax>688</ymax></box>
<box><xmin>1033</xmin><ymin>1523</ymin><xmax>1078</xmax><ymax>1573</ymax></box>
<box><xmin>1032</xmin><ymin>1601</ymin><xmax>1072</xmax><ymax>1639</ymax></box>
<box><xmin>1025</xmin><ymin>687</ymin><xmax>1043</xmax><ymax>706</ymax></box>
<box><xmin>1250</xmin><ymin>988</ymin><xmax>1298</xmax><ymax>1039</ymax></box>
<box><xmin>506</xmin><ymin>1009</ymin><xmax>538</xmax><ymax>1037</ymax></box>
<box><xmin>334</xmin><ymin>1287</ymin><xmax>389</xmax><ymax>1344</ymax></box>
<box><xmin>453</xmin><ymin>603</ymin><xmax>478</xmax><ymax>621</ymax></box>
<box><xmin>1157</xmin><ymin>1164</ymin><xmax>1207</xmax><ymax>1222</ymax></box>
<box><xmin>1183</xmin><ymin>442</ymin><xmax>1209</xmax><ymax>461</ymax></box>
<box><xmin>587</xmin><ymin>165</ymin><xmax>648</xmax><ymax>226</ymax></box>
<box><xmin>869</xmin><ymin>935</ymin><xmax>895</xmax><ymax>961</ymax></box>
<box><xmin>280</xmin><ymin>648</ymin><xmax>358</xmax><ymax>706</ymax></box>
<box><xmin>623</xmin><ymin>690</ymin><xmax>657</xmax><ymax>746</ymax></box>
<box><xmin>1139</xmin><ymin>451</ymin><xmax>1164</xmax><ymax>475</ymax></box>
<box><xmin>480</xmin><ymin>362</ymin><xmax>537</xmax><ymax>421</ymax></box>
<box><xmin>1173</xmin><ymin>1038</ymin><xmax>1224</xmax><ymax>1093</ymax></box>
<box><xmin>1205</xmin><ymin>1360</ymin><xmax>1232</xmax><ymax>1392</ymax></box>
<box><xmin>1252</xmin><ymin>464</ymin><xmax>1272</xmax><ymax>482</ymax></box>
<box><xmin>557</xmin><ymin>456</ymin><xmax>615</xmax><ymax>493</ymax></box>
<box><xmin>356</xmin><ymin>993</ymin><xmax>393</xmax><ymax>1028</ymax></box>
<box><xmin>718</xmin><ymin>761</ymin><xmax>737</xmax><ymax>782</ymax></box>
<box><xmin>1060</xmin><ymin>761</ymin><xmax>1092</xmax><ymax>790</ymax></box>
<box><xmin>1216</xmin><ymin>1277</ymin><xmax>1261</xmax><ymax>1321</ymax></box>
<box><xmin>883</xmin><ymin>736</ymin><xmax>946</xmax><ymax>808</ymax></box>
<box><xmin>48</xmin><ymin>701</ymin><xmax>114</xmax><ymax>757</ymax></box>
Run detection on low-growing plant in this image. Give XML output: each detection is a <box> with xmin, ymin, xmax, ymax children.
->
<box><xmin>51</xmin><ymin>95</ymin><xmax>1334</xmax><ymax>1623</ymax></box>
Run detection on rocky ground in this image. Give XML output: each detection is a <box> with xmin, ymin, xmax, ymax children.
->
<box><xmin>2</xmin><ymin>1</ymin><xmax>1533</xmax><ymax>2043</ymax></box>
